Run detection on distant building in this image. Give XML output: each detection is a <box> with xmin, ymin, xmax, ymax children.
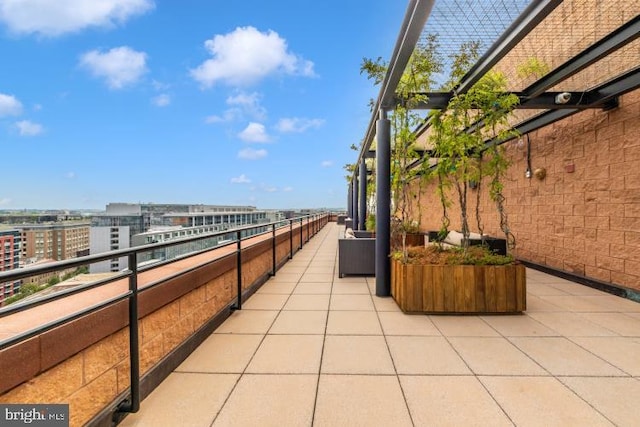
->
<box><xmin>91</xmin><ymin>203</ymin><xmax>270</xmax><ymax>273</ymax></box>
<box><xmin>0</xmin><ymin>229</ymin><xmax>21</xmax><ymax>304</ymax></box>
<box><xmin>16</xmin><ymin>222</ymin><xmax>90</xmax><ymax>263</ymax></box>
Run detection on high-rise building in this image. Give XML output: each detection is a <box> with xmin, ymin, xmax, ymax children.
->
<box><xmin>17</xmin><ymin>222</ymin><xmax>90</xmax><ymax>263</ymax></box>
<box><xmin>0</xmin><ymin>229</ymin><xmax>21</xmax><ymax>304</ymax></box>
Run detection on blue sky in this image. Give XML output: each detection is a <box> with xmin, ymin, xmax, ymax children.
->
<box><xmin>0</xmin><ymin>0</ymin><xmax>406</xmax><ymax>210</ymax></box>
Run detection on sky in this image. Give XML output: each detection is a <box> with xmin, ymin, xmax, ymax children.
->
<box><xmin>0</xmin><ymin>0</ymin><xmax>407</xmax><ymax>210</ymax></box>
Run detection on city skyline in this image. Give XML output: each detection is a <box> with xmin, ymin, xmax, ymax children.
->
<box><xmin>0</xmin><ymin>0</ymin><xmax>405</xmax><ymax>210</ymax></box>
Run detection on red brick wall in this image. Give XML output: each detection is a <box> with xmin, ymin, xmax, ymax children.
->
<box><xmin>412</xmin><ymin>88</ymin><xmax>640</xmax><ymax>291</ymax></box>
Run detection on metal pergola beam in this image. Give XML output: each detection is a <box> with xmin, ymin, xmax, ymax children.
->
<box><xmin>402</xmin><ymin>91</ymin><xmax>605</xmax><ymax>110</ymax></box>
<box><xmin>523</xmin><ymin>15</ymin><xmax>640</xmax><ymax>97</ymax></box>
<box><xmin>454</xmin><ymin>0</ymin><xmax>562</xmax><ymax>95</ymax></box>
<box><xmin>354</xmin><ymin>0</ymin><xmax>435</xmax><ymax>181</ymax></box>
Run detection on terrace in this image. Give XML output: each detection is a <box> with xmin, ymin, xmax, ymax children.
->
<box><xmin>1</xmin><ymin>0</ymin><xmax>639</xmax><ymax>425</ymax></box>
<box><xmin>118</xmin><ymin>222</ymin><xmax>640</xmax><ymax>426</ymax></box>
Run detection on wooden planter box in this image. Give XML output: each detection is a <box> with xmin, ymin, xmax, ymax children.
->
<box><xmin>391</xmin><ymin>259</ymin><xmax>526</xmax><ymax>314</ymax></box>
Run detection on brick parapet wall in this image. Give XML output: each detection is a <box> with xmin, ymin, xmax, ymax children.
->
<box><xmin>0</xmin><ymin>218</ymin><xmax>327</xmax><ymax>426</ymax></box>
<box><xmin>412</xmin><ymin>89</ymin><xmax>639</xmax><ymax>291</ymax></box>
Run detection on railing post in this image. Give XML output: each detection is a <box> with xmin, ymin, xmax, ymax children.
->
<box><xmin>299</xmin><ymin>218</ymin><xmax>303</xmax><ymax>249</ymax></box>
<box><xmin>289</xmin><ymin>220</ymin><xmax>293</xmax><ymax>259</ymax></box>
<box><xmin>234</xmin><ymin>230</ymin><xmax>242</xmax><ymax>310</ymax></box>
<box><xmin>123</xmin><ymin>254</ymin><xmax>140</xmax><ymax>414</ymax></box>
<box><xmin>271</xmin><ymin>223</ymin><xmax>276</xmax><ymax>276</ymax></box>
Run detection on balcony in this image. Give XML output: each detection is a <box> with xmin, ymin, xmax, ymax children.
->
<box><xmin>2</xmin><ymin>219</ymin><xmax>638</xmax><ymax>426</ymax></box>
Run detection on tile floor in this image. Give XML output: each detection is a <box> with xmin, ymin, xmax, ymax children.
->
<box><xmin>121</xmin><ymin>223</ymin><xmax>640</xmax><ymax>427</ymax></box>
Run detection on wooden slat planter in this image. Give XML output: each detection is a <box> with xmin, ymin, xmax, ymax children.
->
<box><xmin>391</xmin><ymin>259</ymin><xmax>526</xmax><ymax>314</ymax></box>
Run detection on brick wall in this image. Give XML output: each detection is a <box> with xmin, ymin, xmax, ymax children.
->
<box><xmin>412</xmin><ymin>88</ymin><xmax>640</xmax><ymax>291</ymax></box>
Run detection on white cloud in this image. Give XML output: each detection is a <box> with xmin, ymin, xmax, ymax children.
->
<box><xmin>282</xmin><ymin>186</ymin><xmax>293</xmax><ymax>192</ymax></box>
<box><xmin>238</xmin><ymin>148</ymin><xmax>267</xmax><ymax>160</ymax></box>
<box><xmin>206</xmin><ymin>91</ymin><xmax>265</xmax><ymax>124</ymax></box>
<box><xmin>276</xmin><ymin>117</ymin><xmax>324</xmax><ymax>133</ymax></box>
<box><xmin>0</xmin><ymin>0</ymin><xmax>154</xmax><ymax>36</ymax></box>
<box><xmin>0</xmin><ymin>197</ymin><xmax>11</xmax><ymax>205</ymax></box>
<box><xmin>0</xmin><ymin>93</ymin><xmax>23</xmax><ymax>117</ymax></box>
<box><xmin>79</xmin><ymin>46</ymin><xmax>148</xmax><ymax>89</ymax></box>
<box><xmin>238</xmin><ymin>122</ymin><xmax>269</xmax><ymax>143</ymax></box>
<box><xmin>227</xmin><ymin>91</ymin><xmax>266</xmax><ymax>120</ymax></box>
<box><xmin>230</xmin><ymin>174</ymin><xmax>251</xmax><ymax>184</ymax></box>
<box><xmin>152</xmin><ymin>93</ymin><xmax>170</xmax><ymax>107</ymax></box>
<box><xmin>151</xmin><ymin>79</ymin><xmax>169</xmax><ymax>90</ymax></box>
<box><xmin>205</xmin><ymin>110</ymin><xmax>238</xmax><ymax>124</ymax></box>
<box><xmin>65</xmin><ymin>171</ymin><xmax>76</xmax><ymax>179</ymax></box>
<box><xmin>33</xmin><ymin>103</ymin><xmax>42</xmax><ymax>111</ymax></box>
<box><xmin>321</xmin><ymin>160</ymin><xmax>333</xmax><ymax>168</ymax></box>
<box><xmin>190</xmin><ymin>26</ymin><xmax>315</xmax><ymax>88</ymax></box>
<box><xmin>15</xmin><ymin>120</ymin><xmax>43</xmax><ymax>136</ymax></box>
<box><xmin>261</xmin><ymin>184</ymin><xmax>277</xmax><ymax>193</ymax></box>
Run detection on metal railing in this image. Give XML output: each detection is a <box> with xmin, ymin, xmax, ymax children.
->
<box><xmin>0</xmin><ymin>213</ymin><xmax>329</xmax><ymax>420</ymax></box>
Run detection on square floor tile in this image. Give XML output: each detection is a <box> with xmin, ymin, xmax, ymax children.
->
<box><xmin>176</xmin><ymin>334</ymin><xmax>263</xmax><ymax>373</ymax></box>
<box><xmin>213</xmin><ymin>374</ymin><xmax>317</xmax><ymax>426</ymax></box>
<box><xmin>120</xmin><ymin>373</ymin><xmax>238</xmax><ymax>427</ymax></box>
<box><xmin>449</xmin><ymin>337</ymin><xmax>547</xmax><ymax>375</ymax></box>
<box><xmin>372</xmin><ymin>296</ymin><xmax>402</xmax><ymax>312</ymax></box>
<box><xmin>387</xmin><ymin>336</ymin><xmax>470</xmax><ymax>375</ymax></box>
<box><xmin>401</xmin><ymin>376</ymin><xmax>512</xmax><ymax>426</ymax></box>
<box><xmin>559</xmin><ymin>377</ymin><xmax>640</xmax><ymax>427</ymax></box>
<box><xmin>256</xmin><ymin>281</ymin><xmax>297</xmax><ymax>295</ymax></box>
<box><xmin>269</xmin><ymin>310</ymin><xmax>327</xmax><ymax>334</ymax></box>
<box><xmin>524</xmin><ymin>295</ymin><xmax>563</xmax><ymax>312</ymax></box>
<box><xmin>300</xmin><ymin>273</ymin><xmax>333</xmax><ymax>282</ymax></box>
<box><xmin>314</xmin><ymin>375</ymin><xmax>412</xmax><ymax>427</ymax></box>
<box><xmin>578</xmin><ymin>312</ymin><xmax>640</xmax><ymax>336</ymax></box>
<box><xmin>326</xmin><ymin>311</ymin><xmax>382</xmax><ymax>335</ymax></box>
<box><xmin>330</xmin><ymin>294</ymin><xmax>374</xmax><ymax>311</ymax></box>
<box><xmin>293</xmin><ymin>282</ymin><xmax>332</xmax><ymax>295</ymax></box>
<box><xmin>331</xmin><ymin>281</ymin><xmax>370</xmax><ymax>294</ymax></box>
<box><xmin>480</xmin><ymin>376</ymin><xmax>613</xmax><ymax>426</ymax></box>
<box><xmin>268</xmin><ymin>272</ymin><xmax>302</xmax><ymax>283</ymax></box>
<box><xmin>510</xmin><ymin>337</ymin><xmax>625</xmax><ymax>376</ymax></box>
<box><xmin>528</xmin><ymin>312</ymin><xmax>616</xmax><ymax>337</ymax></box>
<box><xmin>283</xmin><ymin>294</ymin><xmax>330</xmax><ymax>310</ymax></box>
<box><xmin>481</xmin><ymin>314</ymin><xmax>558</xmax><ymax>337</ymax></box>
<box><xmin>214</xmin><ymin>310</ymin><xmax>278</xmax><ymax>334</ymax></box>
<box><xmin>378</xmin><ymin>312</ymin><xmax>441</xmax><ymax>336</ymax></box>
<box><xmin>321</xmin><ymin>335</ymin><xmax>395</xmax><ymax>374</ymax></box>
<box><xmin>429</xmin><ymin>316</ymin><xmax>499</xmax><ymax>337</ymax></box>
<box><xmin>246</xmin><ymin>335</ymin><xmax>323</xmax><ymax>374</ymax></box>
<box><xmin>241</xmin><ymin>294</ymin><xmax>289</xmax><ymax>310</ymax></box>
<box><xmin>570</xmin><ymin>337</ymin><xmax>640</xmax><ymax>375</ymax></box>
<box><xmin>538</xmin><ymin>296</ymin><xmax>615</xmax><ymax>312</ymax></box>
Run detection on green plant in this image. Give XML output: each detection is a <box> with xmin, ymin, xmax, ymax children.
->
<box><xmin>429</xmin><ymin>41</ymin><xmax>519</xmax><ymax>254</ymax></box>
<box><xmin>365</xmin><ymin>213</ymin><xmax>376</xmax><ymax>231</ymax></box>
<box><xmin>392</xmin><ymin>245</ymin><xmax>514</xmax><ymax>266</ymax></box>
<box><xmin>361</xmin><ymin>34</ymin><xmax>442</xmax><ymax>261</ymax></box>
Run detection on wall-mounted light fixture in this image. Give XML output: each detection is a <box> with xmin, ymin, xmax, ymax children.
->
<box><xmin>555</xmin><ymin>92</ymin><xmax>571</xmax><ymax>104</ymax></box>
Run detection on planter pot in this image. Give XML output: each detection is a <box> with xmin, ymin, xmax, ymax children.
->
<box><xmin>391</xmin><ymin>259</ymin><xmax>526</xmax><ymax>314</ymax></box>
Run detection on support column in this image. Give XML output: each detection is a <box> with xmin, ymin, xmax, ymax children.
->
<box><xmin>352</xmin><ymin>171</ymin><xmax>359</xmax><ymax>230</ymax></box>
<box><xmin>375</xmin><ymin>109</ymin><xmax>391</xmax><ymax>296</ymax></box>
<box><xmin>347</xmin><ymin>182</ymin><xmax>353</xmax><ymax>219</ymax></box>
<box><xmin>359</xmin><ymin>157</ymin><xmax>367</xmax><ymax>231</ymax></box>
